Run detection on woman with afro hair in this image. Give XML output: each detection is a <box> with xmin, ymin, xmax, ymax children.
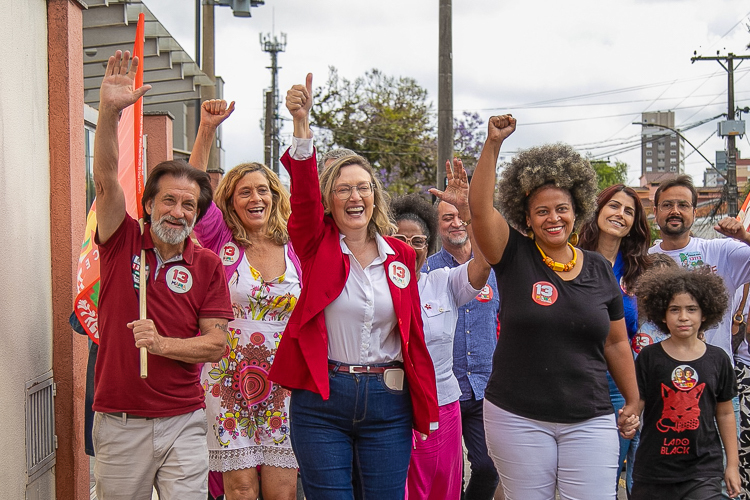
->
<box><xmin>391</xmin><ymin>159</ymin><xmax>491</xmax><ymax>500</ymax></box>
<box><xmin>467</xmin><ymin>115</ymin><xmax>640</xmax><ymax>499</ymax></box>
<box><xmin>630</xmin><ymin>266</ymin><xmax>739</xmax><ymax>499</ymax></box>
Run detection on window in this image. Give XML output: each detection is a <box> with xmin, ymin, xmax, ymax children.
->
<box><xmin>646</xmin><ymin>158</ymin><xmax>653</xmax><ymax>164</ymax></box>
<box><xmin>84</xmin><ymin>125</ymin><xmax>96</xmax><ymax>212</ymax></box>
<box><xmin>671</xmin><ymin>150</ymin><xmax>677</xmax><ymax>156</ymax></box>
<box><xmin>670</xmin><ymin>158</ymin><xmax>677</xmax><ymax>164</ymax></box>
<box><xmin>646</xmin><ymin>166</ymin><xmax>653</xmax><ymax>172</ymax></box>
<box><xmin>646</xmin><ymin>151</ymin><xmax>652</xmax><ymax>156</ymax></box>
<box><xmin>646</xmin><ymin>142</ymin><xmax>653</xmax><ymax>148</ymax></box>
<box><xmin>670</xmin><ymin>141</ymin><xmax>677</xmax><ymax>147</ymax></box>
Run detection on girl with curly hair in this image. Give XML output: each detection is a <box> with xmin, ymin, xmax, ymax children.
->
<box><xmin>630</xmin><ymin>266</ymin><xmax>739</xmax><ymax>499</ymax></box>
<box><xmin>468</xmin><ymin>115</ymin><xmax>640</xmax><ymax>500</ymax></box>
<box><xmin>391</xmin><ymin>159</ymin><xmax>491</xmax><ymax>500</ymax></box>
<box><xmin>579</xmin><ymin>184</ymin><xmax>650</xmax><ymax>495</ymax></box>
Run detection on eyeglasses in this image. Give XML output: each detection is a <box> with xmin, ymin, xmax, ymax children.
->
<box><xmin>658</xmin><ymin>200</ymin><xmax>693</xmax><ymax>213</ymax></box>
<box><xmin>393</xmin><ymin>234</ymin><xmax>428</xmax><ymax>250</ymax></box>
<box><xmin>333</xmin><ymin>182</ymin><xmax>373</xmax><ymax>200</ymax></box>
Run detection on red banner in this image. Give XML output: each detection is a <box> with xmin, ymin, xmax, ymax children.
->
<box><xmin>75</xmin><ymin>13</ymin><xmax>146</xmax><ymax>343</ymax></box>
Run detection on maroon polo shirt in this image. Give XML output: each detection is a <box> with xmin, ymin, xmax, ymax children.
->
<box><xmin>93</xmin><ymin>216</ymin><xmax>233</xmax><ymax>417</ymax></box>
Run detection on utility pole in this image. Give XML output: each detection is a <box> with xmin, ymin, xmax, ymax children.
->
<box><xmin>260</xmin><ymin>33</ymin><xmax>287</xmax><ymax>174</ymax></box>
<box><xmin>437</xmin><ymin>0</ymin><xmax>452</xmax><ymax>190</ymax></box>
<box><xmin>201</xmin><ymin>1</ymin><xmax>219</xmax><ymax>172</ymax></box>
<box><xmin>198</xmin><ymin>1</ymin><xmax>264</xmax><ymax>173</ymax></box>
<box><xmin>691</xmin><ymin>52</ymin><xmax>750</xmax><ymax>216</ymax></box>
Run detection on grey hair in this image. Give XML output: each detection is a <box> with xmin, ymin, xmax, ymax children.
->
<box><xmin>318</xmin><ymin>148</ymin><xmax>357</xmax><ymax>173</ymax></box>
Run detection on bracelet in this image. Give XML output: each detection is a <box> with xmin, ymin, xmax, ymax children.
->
<box><xmin>461</xmin><ymin>219</ymin><xmax>471</xmax><ymax>227</ymax></box>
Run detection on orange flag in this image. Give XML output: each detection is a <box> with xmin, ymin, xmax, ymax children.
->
<box><xmin>75</xmin><ymin>13</ymin><xmax>146</xmax><ymax>343</ymax></box>
<box><xmin>738</xmin><ymin>190</ymin><xmax>750</xmax><ymax>232</ymax></box>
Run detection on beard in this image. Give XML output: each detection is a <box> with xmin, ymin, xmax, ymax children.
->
<box><xmin>445</xmin><ymin>231</ymin><xmax>468</xmax><ymax>247</ymax></box>
<box><xmin>659</xmin><ymin>215</ymin><xmax>690</xmax><ymax>236</ymax></box>
<box><xmin>152</xmin><ymin>214</ymin><xmax>195</xmax><ymax>245</ymax></box>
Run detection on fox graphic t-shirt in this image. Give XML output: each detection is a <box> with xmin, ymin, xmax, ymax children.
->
<box><xmin>633</xmin><ymin>342</ymin><xmax>737</xmax><ymax>483</ymax></box>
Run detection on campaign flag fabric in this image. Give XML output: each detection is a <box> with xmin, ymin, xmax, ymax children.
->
<box><xmin>738</xmin><ymin>189</ymin><xmax>750</xmax><ymax>232</ymax></box>
<box><xmin>75</xmin><ymin>14</ymin><xmax>146</xmax><ymax>343</ymax></box>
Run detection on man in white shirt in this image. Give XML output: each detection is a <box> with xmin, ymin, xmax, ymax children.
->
<box><xmin>649</xmin><ymin>174</ymin><xmax>749</xmax><ymax>498</ymax></box>
<box><xmin>649</xmin><ymin>175</ymin><xmax>750</xmax><ymax>358</ymax></box>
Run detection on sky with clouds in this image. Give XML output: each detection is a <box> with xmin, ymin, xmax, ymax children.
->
<box><xmin>145</xmin><ymin>0</ymin><xmax>750</xmax><ymax>187</ymax></box>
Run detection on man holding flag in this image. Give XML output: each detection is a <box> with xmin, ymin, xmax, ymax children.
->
<box><xmin>91</xmin><ymin>49</ymin><xmax>233</xmax><ymax>499</ymax></box>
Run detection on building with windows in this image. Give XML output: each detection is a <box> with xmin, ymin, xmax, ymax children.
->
<box><xmin>639</xmin><ymin>111</ymin><xmax>685</xmax><ymax>187</ymax></box>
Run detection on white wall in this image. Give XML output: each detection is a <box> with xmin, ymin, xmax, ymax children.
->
<box><xmin>0</xmin><ymin>0</ymin><xmax>55</xmax><ymax>498</ymax></box>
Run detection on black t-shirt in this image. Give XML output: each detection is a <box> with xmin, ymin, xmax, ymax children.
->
<box><xmin>633</xmin><ymin>343</ymin><xmax>737</xmax><ymax>483</ymax></box>
<box><xmin>485</xmin><ymin>229</ymin><xmax>624</xmax><ymax>423</ymax></box>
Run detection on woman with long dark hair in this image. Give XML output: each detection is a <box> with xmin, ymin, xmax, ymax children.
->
<box><xmin>579</xmin><ymin>183</ymin><xmax>650</xmax><ymax>496</ymax></box>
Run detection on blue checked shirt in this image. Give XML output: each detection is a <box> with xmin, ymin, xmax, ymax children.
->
<box><xmin>425</xmin><ymin>248</ymin><xmax>500</xmax><ymax>401</ymax></box>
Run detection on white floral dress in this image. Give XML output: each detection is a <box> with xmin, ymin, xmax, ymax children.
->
<box><xmin>202</xmin><ymin>245</ymin><xmax>300</xmax><ymax>471</ymax></box>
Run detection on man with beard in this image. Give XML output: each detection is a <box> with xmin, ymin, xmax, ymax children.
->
<box><xmin>425</xmin><ymin>198</ymin><xmax>501</xmax><ymax>500</ymax></box>
<box><xmin>91</xmin><ymin>50</ymin><xmax>233</xmax><ymax>499</ymax></box>
<box><xmin>649</xmin><ymin>174</ymin><xmax>750</xmax><ymax>499</ymax></box>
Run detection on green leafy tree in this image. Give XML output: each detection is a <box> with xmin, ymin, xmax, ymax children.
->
<box><xmin>589</xmin><ymin>158</ymin><xmax>628</xmax><ymax>191</ymax></box>
<box><xmin>311</xmin><ymin>67</ymin><xmax>436</xmax><ymax>193</ymax></box>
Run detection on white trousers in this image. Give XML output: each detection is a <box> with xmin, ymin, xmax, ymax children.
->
<box><xmin>483</xmin><ymin>401</ymin><xmax>618</xmax><ymax>500</ymax></box>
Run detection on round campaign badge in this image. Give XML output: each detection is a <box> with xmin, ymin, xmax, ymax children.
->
<box><xmin>531</xmin><ymin>281</ymin><xmax>558</xmax><ymax>306</ymax></box>
<box><xmin>671</xmin><ymin>364</ymin><xmax>699</xmax><ymax>391</ymax></box>
<box><xmin>631</xmin><ymin>332</ymin><xmax>654</xmax><ymax>355</ymax></box>
<box><xmin>167</xmin><ymin>265</ymin><xmax>193</xmax><ymax>294</ymax></box>
<box><xmin>388</xmin><ymin>261</ymin><xmax>411</xmax><ymax>289</ymax></box>
<box><xmin>476</xmin><ymin>284</ymin><xmax>494</xmax><ymax>303</ymax></box>
<box><xmin>220</xmin><ymin>242</ymin><xmax>241</xmax><ymax>266</ymax></box>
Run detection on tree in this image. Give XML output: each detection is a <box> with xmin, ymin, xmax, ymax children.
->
<box><xmin>453</xmin><ymin>111</ymin><xmax>486</xmax><ymax>170</ymax></box>
<box><xmin>312</xmin><ymin>67</ymin><xmax>436</xmax><ymax>193</ymax></box>
<box><xmin>589</xmin><ymin>157</ymin><xmax>628</xmax><ymax>191</ymax></box>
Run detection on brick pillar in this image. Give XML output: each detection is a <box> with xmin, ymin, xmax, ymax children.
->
<box><xmin>144</xmin><ymin>111</ymin><xmax>174</xmax><ymax>174</ymax></box>
<box><xmin>47</xmin><ymin>1</ymin><xmax>89</xmax><ymax>499</ymax></box>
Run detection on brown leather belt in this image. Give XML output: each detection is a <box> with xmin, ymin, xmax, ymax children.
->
<box><xmin>328</xmin><ymin>362</ymin><xmax>402</xmax><ymax>374</ymax></box>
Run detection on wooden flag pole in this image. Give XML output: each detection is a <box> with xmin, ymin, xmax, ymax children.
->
<box><xmin>135</xmin><ymin>13</ymin><xmax>147</xmax><ymax>379</ymax></box>
<box><xmin>139</xmin><ymin>220</ymin><xmax>148</xmax><ymax>378</ymax></box>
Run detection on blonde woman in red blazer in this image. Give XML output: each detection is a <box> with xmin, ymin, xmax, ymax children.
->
<box><xmin>268</xmin><ymin>74</ymin><xmax>438</xmax><ymax>500</ymax></box>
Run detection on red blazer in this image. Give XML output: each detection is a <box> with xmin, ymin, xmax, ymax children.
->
<box><xmin>268</xmin><ymin>149</ymin><xmax>438</xmax><ymax>434</ymax></box>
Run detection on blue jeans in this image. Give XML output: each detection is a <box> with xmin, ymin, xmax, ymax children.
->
<box><xmin>289</xmin><ymin>368</ymin><xmax>413</xmax><ymax>500</ymax></box>
<box><xmin>459</xmin><ymin>398</ymin><xmax>499</xmax><ymax>500</ymax></box>
<box><xmin>608</xmin><ymin>373</ymin><xmax>634</xmax><ymax>494</ymax></box>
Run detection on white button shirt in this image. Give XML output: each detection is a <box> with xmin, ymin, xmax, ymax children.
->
<box><xmin>419</xmin><ymin>263</ymin><xmax>480</xmax><ymax>405</ymax></box>
<box><xmin>325</xmin><ymin>234</ymin><xmax>402</xmax><ymax>364</ymax></box>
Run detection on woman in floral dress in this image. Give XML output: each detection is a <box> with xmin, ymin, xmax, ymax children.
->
<box><xmin>190</xmin><ymin>99</ymin><xmax>301</xmax><ymax>500</ymax></box>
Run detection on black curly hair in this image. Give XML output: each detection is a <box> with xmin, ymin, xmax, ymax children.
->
<box><xmin>390</xmin><ymin>193</ymin><xmax>439</xmax><ymax>255</ymax></box>
<box><xmin>496</xmin><ymin>143</ymin><xmax>598</xmax><ymax>234</ymax></box>
<box><xmin>635</xmin><ymin>266</ymin><xmax>728</xmax><ymax>336</ymax></box>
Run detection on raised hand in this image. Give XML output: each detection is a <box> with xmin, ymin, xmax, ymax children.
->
<box><xmin>286</xmin><ymin>73</ymin><xmax>313</xmax><ymax>139</ymax></box>
<box><xmin>429</xmin><ymin>157</ymin><xmax>469</xmax><ymax>210</ymax></box>
<box><xmin>286</xmin><ymin>73</ymin><xmax>313</xmax><ymax>121</ymax></box>
<box><xmin>487</xmin><ymin>114</ymin><xmax>516</xmax><ymax>143</ymax></box>
<box><xmin>99</xmin><ymin>50</ymin><xmax>151</xmax><ymax>113</ymax></box>
<box><xmin>715</xmin><ymin>216</ymin><xmax>750</xmax><ymax>243</ymax></box>
<box><xmin>200</xmin><ymin>99</ymin><xmax>235</xmax><ymax>129</ymax></box>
